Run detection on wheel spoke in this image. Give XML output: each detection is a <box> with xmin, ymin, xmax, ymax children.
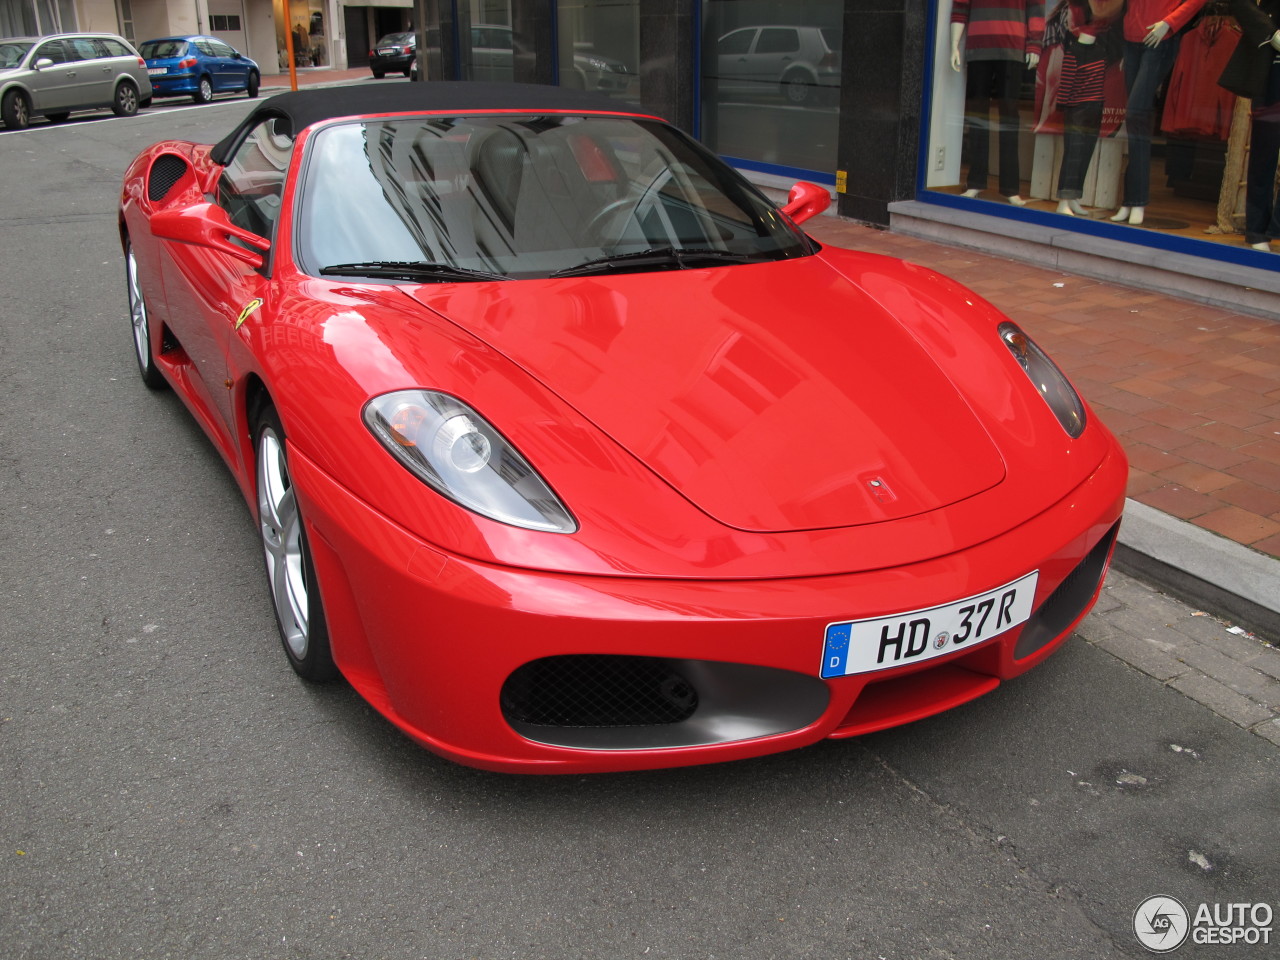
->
<box><xmin>257</xmin><ymin>427</ymin><xmax>309</xmax><ymax>659</ymax></box>
<box><xmin>127</xmin><ymin>251</ymin><xmax>148</xmax><ymax>362</ymax></box>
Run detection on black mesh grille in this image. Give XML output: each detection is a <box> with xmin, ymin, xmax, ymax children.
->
<box><xmin>1015</xmin><ymin>522</ymin><xmax>1119</xmax><ymax>658</ymax></box>
<box><xmin>501</xmin><ymin>655</ymin><xmax>698</xmax><ymax>727</ymax></box>
<box><xmin>147</xmin><ymin>154</ymin><xmax>189</xmax><ymax>202</ymax></box>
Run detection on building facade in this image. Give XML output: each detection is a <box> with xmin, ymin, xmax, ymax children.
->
<box><xmin>3</xmin><ymin>0</ymin><xmax>1273</xmax><ymax>270</ymax></box>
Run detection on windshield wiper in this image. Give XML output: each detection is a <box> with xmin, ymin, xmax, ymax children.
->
<box><xmin>550</xmin><ymin>247</ymin><xmax>750</xmax><ymax>278</ymax></box>
<box><xmin>319</xmin><ymin>261</ymin><xmax>512</xmax><ymax>283</ymax></box>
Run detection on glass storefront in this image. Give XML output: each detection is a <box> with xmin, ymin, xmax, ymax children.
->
<box><xmin>700</xmin><ymin>0</ymin><xmax>843</xmax><ymax>179</ymax></box>
<box><xmin>276</xmin><ymin>0</ymin><xmax>328</xmax><ymax>68</ymax></box>
<box><xmin>556</xmin><ymin>0</ymin><xmax>638</xmax><ymax>99</ymax></box>
<box><xmin>924</xmin><ymin>0</ymin><xmax>1264</xmax><ymax>254</ymax></box>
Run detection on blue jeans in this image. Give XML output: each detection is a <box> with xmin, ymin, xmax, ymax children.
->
<box><xmin>1121</xmin><ymin>38</ymin><xmax>1182</xmax><ymax>208</ymax></box>
<box><xmin>1245</xmin><ymin>58</ymin><xmax>1280</xmax><ymax>245</ymax></box>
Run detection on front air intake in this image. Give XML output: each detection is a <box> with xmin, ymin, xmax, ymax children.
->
<box><xmin>1015</xmin><ymin>522</ymin><xmax>1120</xmax><ymax>659</ymax></box>
<box><xmin>501</xmin><ymin>655</ymin><xmax>698</xmax><ymax>727</ymax></box>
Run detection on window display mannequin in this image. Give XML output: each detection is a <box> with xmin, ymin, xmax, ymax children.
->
<box><xmin>1055</xmin><ymin>0</ymin><xmax>1123</xmax><ymax>214</ymax></box>
<box><xmin>951</xmin><ymin>0</ymin><xmax>1046</xmax><ymax>205</ymax></box>
<box><xmin>1110</xmin><ymin>0</ymin><xmax>1210</xmax><ymax>225</ymax></box>
<box><xmin>1218</xmin><ymin>0</ymin><xmax>1280</xmax><ymax>250</ymax></box>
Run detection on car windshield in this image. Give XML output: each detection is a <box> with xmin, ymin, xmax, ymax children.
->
<box><xmin>296</xmin><ymin>114</ymin><xmax>812</xmax><ymax>280</ymax></box>
<box><xmin>139</xmin><ymin>39</ymin><xmax>189</xmax><ymax>59</ymax></box>
<box><xmin>377</xmin><ymin>33</ymin><xmax>414</xmax><ymax>45</ymax></box>
<box><xmin>0</xmin><ymin>41</ymin><xmax>34</xmax><ymax>68</ymax></box>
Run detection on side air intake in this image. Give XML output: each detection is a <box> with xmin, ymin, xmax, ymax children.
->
<box><xmin>147</xmin><ymin>154</ymin><xmax>190</xmax><ymax>203</ymax></box>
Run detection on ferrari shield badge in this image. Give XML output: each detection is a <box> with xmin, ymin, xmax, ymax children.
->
<box><xmin>234</xmin><ymin>298</ymin><xmax>263</xmax><ymax>329</ymax></box>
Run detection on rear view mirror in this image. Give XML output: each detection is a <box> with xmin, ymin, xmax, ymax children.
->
<box><xmin>780</xmin><ymin>181</ymin><xmax>831</xmax><ymax>225</ymax></box>
<box><xmin>150</xmin><ymin>203</ymin><xmax>270</xmax><ymax>268</ymax></box>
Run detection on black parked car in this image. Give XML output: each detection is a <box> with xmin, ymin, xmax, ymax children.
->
<box><xmin>368</xmin><ymin>31</ymin><xmax>414</xmax><ymax>78</ymax></box>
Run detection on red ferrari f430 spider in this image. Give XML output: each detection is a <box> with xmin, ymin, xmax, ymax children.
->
<box><xmin>119</xmin><ymin>83</ymin><xmax>1126</xmax><ymax>773</ymax></box>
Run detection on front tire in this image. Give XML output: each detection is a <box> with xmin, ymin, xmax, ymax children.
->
<box><xmin>192</xmin><ymin>76</ymin><xmax>213</xmax><ymax>104</ymax></box>
<box><xmin>2</xmin><ymin>89</ymin><xmax>31</xmax><ymax>129</ymax></box>
<box><xmin>112</xmin><ymin>80</ymin><xmax>140</xmax><ymax>116</ymax></box>
<box><xmin>125</xmin><ymin>238</ymin><xmax>167</xmax><ymax>390</ymax></box>
<box><xmin>255</xmin><ymin>405</ymin><xmax>337</xmax><ymax>682</ymax></box>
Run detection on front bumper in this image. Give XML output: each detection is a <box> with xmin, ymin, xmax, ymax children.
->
<box><xmin>291</xmin><ymin>440</ymin><xmax>1127</xmax><ymax>773</ymax></box>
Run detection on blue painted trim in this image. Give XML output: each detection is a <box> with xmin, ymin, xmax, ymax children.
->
<box><xmin>692</xmin><ymin>0</ymin><xmax>703</xmax><ymax>139</ymax></box>
<box><xmin>917</xmin><ymin>0</ymin><xmax>940</xmax><ymax>195</ymax></box>
<box><xmin>914</xmin><ymin>0</ymin><xmax>1275</xmax><ymax>271</ymax></box>
<box><xmin>722</xmin><ymin>155</ymin><xmax>836</xmax><ymax>187</ymax></box>
<box><xmin>548</xmin><ymin>0</ymin><xmax>560</xmax><ymax>86</ymax></box>
<box><xmin>449</xmin><ymin>0</ymin><xmax>462</xmax><ymax>81</ymax></box>
<box><xmin>915</xmin><ymin>191</ymin><xmax>1279</xmax><ymax>270</ymax></box>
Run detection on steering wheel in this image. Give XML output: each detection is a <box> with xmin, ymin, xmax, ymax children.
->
<box><xmin>584</xmin><ymin>196</ymin><xmax>641</xmax><ymax>246</ymax></box>
<box><xmin>584</xmin><ymin>166</ymin><xmax>675</xmax><ymax>247</ymax></box>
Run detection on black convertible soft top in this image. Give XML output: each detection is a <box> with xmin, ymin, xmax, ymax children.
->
<box><xmin>210</xmin><ymin>81</ymin><xmax>654</xmax><ymax>164</ymax></box>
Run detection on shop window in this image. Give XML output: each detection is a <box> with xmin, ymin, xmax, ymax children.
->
<box><xmin>276</xmin><ymin>0</ymin><xmax>327</xmax><ymax>68</ymax></box>
<box><xmin>924</xmin><ymin>0</ymin><xmax>1268</xmax><ymax>256</ymax></box>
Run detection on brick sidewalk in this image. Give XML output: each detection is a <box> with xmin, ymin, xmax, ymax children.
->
<box><xmin>806</xmin><ymin>219</ymin><xmax>1280</xmax><ymax>563</ymax></box>
<box><xmin>260</xmin><ymin>66</ymin><xmax>378</xmax><ymax>90</ymax></box>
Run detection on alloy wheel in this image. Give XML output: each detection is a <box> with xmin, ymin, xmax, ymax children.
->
<box><xmin>257</xmin><ymin>426</ymin><xmax>310</xmax><ymax>660</ymax></box>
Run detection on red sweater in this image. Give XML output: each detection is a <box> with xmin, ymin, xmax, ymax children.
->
<box><xmin>952</xmin><ymin>0</ymin><xmax>1047</xmax><ymax>61</ymax></box>
<box><xmin>1122</xmin><ymin>0</ymin><xmax>1211</xmax><ymax>42</ymax></box>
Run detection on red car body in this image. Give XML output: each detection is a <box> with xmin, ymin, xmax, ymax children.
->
<box><xmin>119</xmin><ymin>84</ymin><xmax>1126</xmax><ymax>773</ymax></box>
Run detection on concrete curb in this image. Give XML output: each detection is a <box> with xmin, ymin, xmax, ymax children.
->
<box><xmin>1115</xmin><ymin>499</ymin><xmax>1280</xmax><ymax>645</ymax></box>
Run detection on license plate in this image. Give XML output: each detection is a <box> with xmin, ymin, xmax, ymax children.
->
<box><xmin>147</xmin><ymin>67</ymin><xmax>166</xmax><ymax>76</ymax></box>
<box><xmin>821</xmin><ymin>571</ymin><xmax>1039</xmax><ymax>678</ymax></box>
<box><xmin>378</xmin><ymin>48</ymin><xmax>397</xmax><ymax>56</ymax></box>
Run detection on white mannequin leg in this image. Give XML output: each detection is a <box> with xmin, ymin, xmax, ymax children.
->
<box><xmin>962</xmin><ymin>188</ymin><xmax>981</xmax><ymax>198</ymax></box>
<box><xmin>1251</xmin><ymin>241</ymin><xmax>1273</xmax><ymax>252</ymax></box>
<box><xmin>1005</xmin><ymin>194</ymin><xmax>1027</xmax><ymax>206</ymax></box>
<box><xmin>1057</xmin><ymin>199</ymin><xmax>1086</xmax><ymax>216</ymax></box>
<box><xmin>1110</xmin><ymin>206</ymin><xmax>1131</xmax><ymax>222</ymax></box>
<box><xmin>1127</xmin><ymin>206</ymin><xmax>1145</xmax><ymax>225</ymax></box>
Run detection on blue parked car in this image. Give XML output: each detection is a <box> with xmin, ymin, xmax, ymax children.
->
<box><xmin>139</xmin><ymin>36</ymin><xmax>258</xmax><ymax>104</ymax></box>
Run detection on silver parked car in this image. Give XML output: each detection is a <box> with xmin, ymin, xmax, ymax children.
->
<box><xmin>0</xmin><ymin>33</ymin><xmax>153</xmax><ymax>130</ymax></box>
<box><xmin>713</xmin><ymin>25</ymin><xmax>841</xmax><ymax>104</ymax></box>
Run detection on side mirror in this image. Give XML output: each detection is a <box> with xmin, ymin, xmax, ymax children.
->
<box><xmin>34</xmin><ymin>57</ymin><xmax>54</xmax><ymax>70</ymax></box>
<box><xmin>232</xmin><ymin>52</ymin><xmax>243</xmax><ymax>60</ymax></box>
<box><xmin>150</xmin><ymin>203</ymin><xmax>270</xmax><ymax>268</ymax></box>
<box><xmin>780</xmin><ymin>181</ymin><xmax>831</xmax><ymax>225</ymax></box>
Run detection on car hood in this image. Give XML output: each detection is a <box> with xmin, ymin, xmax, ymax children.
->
<box><xmin>403</xmin><ymin>256</ymin><xmax>1006</xmax><ymax>533</ymax></box>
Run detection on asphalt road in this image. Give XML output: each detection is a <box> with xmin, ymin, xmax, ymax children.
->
<box><xmin>1</xmin><ymin>103</ymin><xmax>1276</xmax><ymax>960</ymax></box>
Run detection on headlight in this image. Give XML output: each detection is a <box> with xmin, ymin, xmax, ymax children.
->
<box><xmin>999</xmin><ymin>322</ymin><xmax>1086</xmax><ymax>438</ymax></box>
<box><xmin>364</xmin><ymin>391</ymin><xmax>577</xmax><ymax>533</ymax></box>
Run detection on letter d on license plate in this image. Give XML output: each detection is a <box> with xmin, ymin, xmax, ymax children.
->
<box><xmin>821</xmin><ymin>572</ymin><xmax>1038</xmax><ymax>678</ymax></box>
